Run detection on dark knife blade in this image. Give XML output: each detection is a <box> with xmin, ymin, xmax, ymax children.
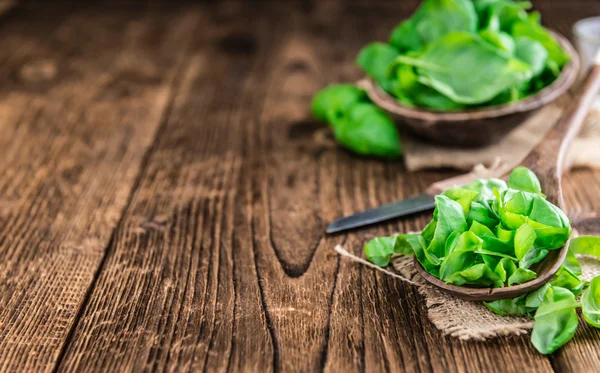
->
<box><xmin>326</xmin><ymin>193</ymin><xmax>436</xmax><ymax>234</ymax></box>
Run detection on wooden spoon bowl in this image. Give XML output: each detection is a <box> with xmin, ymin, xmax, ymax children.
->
<box><xmin>413</xmin><ymin>64</ymin><xmax>600</xmax><ymax>301</ymax></box>
<box><xmin>363</xmin><ymin>31</ymin><xmax>579</xmax><ymax>147</ymax></box>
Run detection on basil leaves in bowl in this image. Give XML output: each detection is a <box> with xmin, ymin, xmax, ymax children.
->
<box><xmin>358</xmin><ymin>0</ymin><xmax>580</xmax><ymax>147</ymax></box>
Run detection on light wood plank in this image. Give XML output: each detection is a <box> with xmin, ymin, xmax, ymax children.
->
<box><xmin>0</xmin><ymin>5</ymin><xmax>196</xmax><ymax>372</ymax></box>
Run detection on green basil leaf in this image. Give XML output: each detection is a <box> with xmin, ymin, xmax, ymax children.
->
<box><xmin>485</xmin><ymin>294</ymin><xmax>528</xmax><ymax>316</ymax></box>
<box><xmin>469</xmin><ymin>220</ymin><xmax>496</xmax><ymax>237</ymax></box>
<box><xmin>334</xmin><ymin>103</ymin><xmax>402</xmax><ymax>158</ymax></box>
<box><xmin>364</xmin><ymin>233</ymin><xmax>420</xmax><ymax>267</ymax></box>
<box><xmin>410</xmin><ymin>0</ymin><xmax>477</xmax><ymax>46</ymax></box>
<box><xmin>498</xmin><ymin>209</ymin><xmax>528</xmax><ymax>230</ymax></box>
<box><xmin>514</xmin><ymin>36</ymin><xmax>548</xmax><ymax>76</ymax></box>
<box><xmin>475</xmin><ymin>248</ymin><xmax>517</xmax><ymax>259</ymax></box>
<box><xmin>495</xmin><ymin>190</ymin><xmax>529</xmax><ymax>230</ymax></box>
<box><xmin>527</xmin><ymin>219</ymin><xmax>571</xmax><ymax>250</ymax></box>
<box><xmin>412</xmin><ymin>86</ymin><xmax>467</xmax><ymax>110</ymax></box>
<box><xmin>357</xmin><ymin>43</ymin><xmax>400</xmax><ymax>93</ymax></box>
<box><xmin>491</xmin><ymin>82</ymin><xmax>531</xmax><ymax>106</ymax></box>
<box><xmin>472</xmin><ymin>0</ymin><xmax>502</xmax><ymax>16</ymax></box>
<box><xmin>503</xmin><ymin>189</ymin><xmax>535</xmax><ymax>215</ymax></box>
<box><xmin>395</xmin><ymin>32</ymin><xmax>532</xmax><ymax>104</ymax></box>
<box><xmin>564</xmin><ymin>242</ymin><xmax>582</xmax><ymax>277</ymax></box>
<box><xmin>445</xmin><ymin>230</ymin><xmax>462</xmax><ymax>256</ymax></box>
<box><xmin>482</xmin><ymin>254</ymin><xmax>501</xmax><ymax>271</ymax></box>
<box><xmin>468</xmin><ymin>201</ymin><xmax>500</xmax><ymax>230</ymax></box>
<box><xmin>442</xmin><ymin>187</ymin><xmax>480</xmax><ymax>215</ymax></box>
<box><xmin>413</xmin><ymin>234</ymin><xmax>441</xmax><ymax>274</ymax></box>
<box><xmin>519</xmin><ymin>246</ymin><xmax>549</xmax><ymax>269</ymax></box>
<box><xmin>508</xmin><ymin>267</ymin><xmax>537</xmax><ymax>285</ymax></box>
<box><xmin>512</xmin><ymin>20</ymin><xmax>570</xmax><ymax>69</ymax></box>
<box><xmin>551</xmin><ymin>266</ymin><xmax>587</xmax><ymax>296</ymax></box>
<box><xmin>421</xmin><ymin>218</ymin><xmax>437</xmax><ymax>246</ymax></box>
<box><xmin>446</xmin><ymin>263</ymin><xmax>504</xmax><ymax>287</ymax></box>
<box><xmin>440</xmin><ymin>231</ymin><xmax>483</xmax><ymax>280</ymax></box>
<box><xmin>582</xmin><ymin>276</ymin><xmax>600</xmax><ymax>328</ymax></box>
<box><xmin>569</xmin><ymin>236</ymin><xmax>600</xmax><ymax>258</ymax></box>
<box><xmin>529</xmin><ymin>195</ymin><xmax>569</xmax><ymax>229</ymax></box>
<box><xmin>311</xmin><ymin>84</ymin><xmax>366</xmax><ymax>123</ymax></box>
<box><xmin>392</xmin><ymin>59</ymin><xmax>467</xmax><ymax>111</ymax></box>
<box><xmin>485</xmin><ymin>0</ymin><xmax>531</xmax><ymax>32</ymax></box>
<box><xmin>428</xmin><ymin>195</ymin><xmax>468</xmax><ymax>258</ymax></box>
<box><xmin>496</xmin><ymin>226</ymin><xmax>515</xmax><ymax>244</ymax></box>
<box><xmin>389</xmin><ymin>19</ymin><xmax>422</xmax><ymax>53</ymax></box>
<box><xmin>528</xmin><ymin>10</ymin><xmax>541</xmax><ymax>24</ymax></box>
<box><xmin>531</xmin><ymin>286</ymin><xmax>580</xmax><ymax>354</ymax></box>
<box><xmin>495</xmin><ymin>257</ymin><xmax>517</xmax><ymax>282</ymax></box>
<box><xmin>464</xmin><ymin>178</ymin><xmax>507</xmax><ymax>209</ymax></box>
<box><xmin>525</xmin><ymin>283</ymin><xmax>551</xmax><ymax>309</ymax></box>
<box><xmin>479</xmin><ymin>30</ymin><xmax>515</xmax><ymax>53</ymax></box>
<box><xmin>440</xmin><ymin>250</ymin><xmax>478</xmax><ymax>281</ymax></box>
<box><xmin>514</xmin><ymin>223</ymin><xmax>536</xmax><ymax>260</ymax></box>
<box><xmin>364</xmin><ymin>236</ymin><xmax>398</xmax><ymax>267</ymax></box>
<box><xmin>396</xmin><ymin>234</ymin><xmax>420</xmax><ymax>256</ymax></box>
<box><xmin>507</xmin><ymin>166</ymin><xmax>543</xmax><ymax>195</ymax></box>
<box><xmin>470</xmin><ymin>221</ymin><xmax>515</xmax><ymax>256</ymax></box>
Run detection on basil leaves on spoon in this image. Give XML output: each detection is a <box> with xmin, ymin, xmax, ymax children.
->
<box><xmin>363</xmin><ymin>166</ymin><xmax>600</xmax><ymax>355</ymax></box>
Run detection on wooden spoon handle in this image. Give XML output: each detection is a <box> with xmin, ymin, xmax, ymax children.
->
<box><xmin>522</xmin><ymin>62</ymin><xmax>600</xmax><ymax>207</ymax></box>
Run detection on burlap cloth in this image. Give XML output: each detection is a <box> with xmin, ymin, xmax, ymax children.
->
<box><xmin>334</xmin><ymin>98</ymin><xmax>600</xmax><ymax>341</ymax></box>
<box><xmin>335</xmin><ymin>239</ymin><xmax>600</xmax><ymax>341</ymax></box>
<box><xmin>404</xmin><ymin>97</ymin><xmax>600</xmax><ymax>171</ymax></box>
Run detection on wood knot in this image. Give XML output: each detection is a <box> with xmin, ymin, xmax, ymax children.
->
<box><xmin>285</xmin><ymin>59</ymin><xmax>310</xmax><ymax>72</ymax></box>
<box><xmin>134</xmin><ymin>215</ymin><xmax>168</xmax><ymax>233</ymax></box>
<box><xmin>287</xmin><ymin>119</ymin><xmax>324</xmax><ymax>140</ymax></box>
<box><xmin>217</xmin><ymin>34</ymin><xmax>256</xmax><ymax>55</ymax></box>
<box><xmin>20</xmin><ymin>59</ymin><xmax>57</xmax><ymax>83</ymax></box>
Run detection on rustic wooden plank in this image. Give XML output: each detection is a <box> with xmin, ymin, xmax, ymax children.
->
<box><xmin>56</xmin><ymin>3</ymin><xmax>286</xmax><ymax>372</ymax></box>
<box><xmin>0</xmin><ymin>5</ymin><xmax>196</xmax><ymax>372</ymax></box>
<box><xmin>550</xmin><ymin>170</ymin><xmax>600</xmax><ymax>373</ymax></box>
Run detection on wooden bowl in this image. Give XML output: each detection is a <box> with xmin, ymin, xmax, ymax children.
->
<box><xmin>414</xmin><ymin>248</ymin><xmax>570</xmax><ymax>301</ymax></box>
<box><xmin>363</xmin><ymin>31</ymin><xmax>580</xmax><ymax>147</ymax></box>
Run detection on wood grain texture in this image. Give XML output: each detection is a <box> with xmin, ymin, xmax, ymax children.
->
<box><xmin>1</xmin><ymin>1</ymin><xmax>600</xmax><ymax>373</ymax></box>
<box><xmin>57</xmin><ymin>2</ymin><xmax>552</xmax><ymax>372</ymax></box>
<box><xmin>0</xmin><ymin>4</ymin><xmax>196</xmax><ymax>372</ymax></box>
<box><xmin>57</xmin><ymin>3</ymin><xmax>284</xmax><ymax>372</ymax></box>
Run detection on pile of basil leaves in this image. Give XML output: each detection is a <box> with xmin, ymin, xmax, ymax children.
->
<box><xmin>311</xmin><ymin>0</ymin><xmax>570</xmax><ymax>158</ymax></box>
<box><xmin>364</xmin><ymin>166</ymin><xmax>600</xmax><ymax>354</ymax></box>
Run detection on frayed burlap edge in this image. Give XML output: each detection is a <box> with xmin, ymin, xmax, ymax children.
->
<box><xmin>334</xmin><ymin>245</ymin><xmax>534</xmax><ymax>341</ymax></box>
<box><xmin>389</xmin><ymin>254</ymin><xmax>534</xmax><ymax>340</ymax></box>
<box><xmin>336</xmin><ymin>244</ymin><xmax>600</xmax><ymax>341</ymax></box>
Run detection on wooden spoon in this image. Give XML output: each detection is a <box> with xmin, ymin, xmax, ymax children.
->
<box><xmin>414</xmin><ymin>57</ymin><xmax>600</xmax><ymax>301</ymax></box>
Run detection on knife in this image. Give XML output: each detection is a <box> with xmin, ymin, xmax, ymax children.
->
<box><xmin>326</xmin><ymin>163</ymin><xmax>509</xmax><ymax>234</ymax></box>
<box><xmin>326</xmin><ymin>193</ymin><xmax>435</xmax><ymax>233</ymax></box>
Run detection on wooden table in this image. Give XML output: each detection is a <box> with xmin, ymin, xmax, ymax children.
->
<box><xmin>1</xmin><ymin>1</ymin><xmax>600</xmax><ymax>372</ymax></box>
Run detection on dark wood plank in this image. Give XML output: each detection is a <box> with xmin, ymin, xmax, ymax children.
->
<box><xmin>56</xmin><ymin>3</ymin><xmax>286</xmax><ymax>372</ymax></box>
<box><xmin>0</xmin><ymin>4</ymin><xmax>196</xmax><ymax>372</ymax></box>
<box><xmin>551</xmin><ymin>170</ymin><xmax>600</xmax><ymax>373</ymax></box>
